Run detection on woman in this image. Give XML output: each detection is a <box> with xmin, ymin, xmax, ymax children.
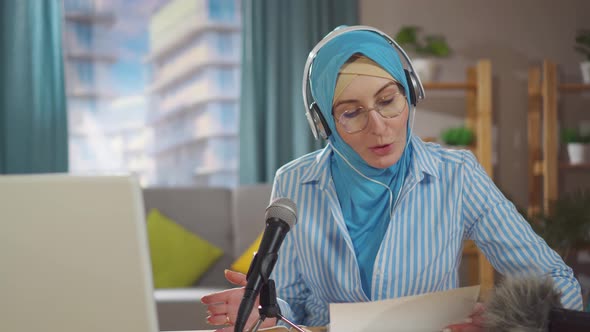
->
<box><xmin>201</xmin><ymin>26</ymin><xmax>582</xmax><ymax>332</ymax></box>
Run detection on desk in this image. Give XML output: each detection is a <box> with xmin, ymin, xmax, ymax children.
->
<box><xmin>171</xmin><ymin>327</ymin><xmax>327</xmax><ymax>332</ymax></box>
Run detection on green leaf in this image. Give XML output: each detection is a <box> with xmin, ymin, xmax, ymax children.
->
<box><xmin>561</xmin><ymin>128</ymin><xmax>581</xmax><ymax>143</ymax></box>
<box><xmin>575</xmin><ymin>30</ymin><xmax>590</xmax><ymax>47</ymax></box>
<box><xmin>424</xmin><ymin>36</ymin><xmax>451</xmax><ymax>57</ymax></box>
<box><xmin>395</xmin><ymin>26</ymin><xmax>419</xmax><ymax>46</ymax></box>
<box><xmin>441</xmin><ymin>126</ymin><xmax>473</xmax><ymax>146</ymax></box>
<box><xmin>523</xmin><ymin>189</ymin><xmax>590</xmax><ymax>259</ymax></box>
<box><xmin>575</xmin><ymin>30</ymin><xmax>590</xmax><ymax>60</ymax></box>
<box><xmin>394</xmin><ymin>26</ymin><xmax>452</xmax><ymax>58</ymax></box>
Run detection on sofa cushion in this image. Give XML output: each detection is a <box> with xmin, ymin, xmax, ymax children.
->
<box><xmin>143</xmin><ymin>187</ymin><xmax>234</xmax><ymax>287</ymax></box>
<box><xmin>230</xmin><ymin>232</ymin><xmax>262</xmax><ymax>274</ymax></box>
<box><xmin>147</xmin><ymin>209</ymin><xmax>223</xmax><ymax>288</ymax></box>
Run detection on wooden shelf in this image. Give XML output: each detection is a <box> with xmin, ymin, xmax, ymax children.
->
<box><xmin>532</xmin><ymin>161</ymin><xmax>543</xmax><ymax>176</ymax></box>
<box><xmin>423</xmin><ymin>60</ymin><xmax>495</xmax><ymax>298</ymax></box>
<box><xmin>560</xmin><ymin>162</ymin><xmax>590</xmax><ymax>169</ymax></box>
<box><xmin>559</xmin><ymin>83</ymin><xmax>590</xmax><ymax>92</ymax></box>
<box><xmin>423</xmin><ymin>82</ymin><xmax>476</xmax><ymax>90</ymax></box>
<box><xmin>528</xmin><ymin>60</ymin><xmax>590</xmax><ymax>214</ymax></box>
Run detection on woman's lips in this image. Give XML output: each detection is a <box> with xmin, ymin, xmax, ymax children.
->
<box><xmin>369</xmin><ymin>143</ymin><xmax>393</xmax><ymax>156</ymax></box>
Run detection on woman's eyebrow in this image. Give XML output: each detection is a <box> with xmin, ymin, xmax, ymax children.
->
<box><xmin>333</xmin><ymin>99</ymin><xmax>357</xmax><ymax>108</ymax></box>
<box><xmin>374</xmin><ymin>81</ymin><xmax>398</xmax><ymax>97</ymax></box>
<box><xmin>333</xmin><ymin>81</ymin><xmax>400</xmax><ymax>109</ymax></box>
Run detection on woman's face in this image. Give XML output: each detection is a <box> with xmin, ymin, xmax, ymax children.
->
<box><xmin>332</xmin><ymin>75</ymin><xmax>409</xmax><ymax>169</ymax></box>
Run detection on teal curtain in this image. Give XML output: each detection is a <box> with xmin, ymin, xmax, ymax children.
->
<box><xmin>0</xmin><ymin>0</ymin><xmax>68</xmax><ymax>174</ymax></box>
<box><xmin>239</xmin><ymin>0</ymin><xmax>358</xmax><ymax>184</ymax></box>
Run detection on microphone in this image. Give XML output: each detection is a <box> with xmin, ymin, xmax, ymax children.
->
<box><xmin>484</xmin><ymin>275</ymin><xmax>590</xmax><ymax>331</ymax></box>
<box><xmin>234</xmin><ymin>197</ymin><xmax>297</xmax><ymax>332</ymax></box>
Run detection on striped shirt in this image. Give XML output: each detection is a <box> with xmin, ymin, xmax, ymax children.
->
<box><xmin>270</xmin><ymin>136</ymin><xmax>582</xmax><ymax>326</ymax></box>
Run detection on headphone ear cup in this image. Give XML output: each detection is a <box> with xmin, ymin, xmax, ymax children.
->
<box><xmin>309</xmin><ymin>103</ymin><xmax>331</xmax><ymax>140</ymax></box>
<box><xmin>305</xmin><ymin>108</ymin><xmax>320</xmax><ymax>140</ymax></box>
<box><xmin>404</xmin><ymin>69</ymin><xmax>418</xmax><ymax>107</ymax></box>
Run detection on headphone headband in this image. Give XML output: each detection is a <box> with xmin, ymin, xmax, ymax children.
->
<box><xmin>302</xmin><ymin>25</ymin><xmax>426</xmax><ymax>140</ymax></box>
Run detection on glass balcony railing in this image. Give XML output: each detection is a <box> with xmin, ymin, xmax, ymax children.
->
<box><xmin>63</xmin><ymin>0</ymin><xmax>115</xmax><ymax>24</ymax></box>
<box><xmin>65</xmin><ymin>64</ymin><xmax>114</xmax><ymax>98</ymax></box>
<box><xmin>63</xmin><ymin>35</ymin><xmax>116</xmax><ymax>61</ymax></box>
<box><xmin>151</xmin><ymin>33</ymin><xmax>239</xmax><ymax>85</ymax></box>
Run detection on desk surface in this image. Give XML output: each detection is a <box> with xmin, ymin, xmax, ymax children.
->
<box><xmin>169</xmin><ymin>327</ymin><xmax>326</xmax><ymax>332</ymax></box>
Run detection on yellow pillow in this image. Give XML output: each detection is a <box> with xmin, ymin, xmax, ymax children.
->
<box><xmin>230</xmin><ymin>233</ymin><xmax>263</xmax><ymax>274</ymax></box>
<box><xmin>147</xmin><ymin>209</ymin><xmax>223</xmax><ymax>288</ymax></box>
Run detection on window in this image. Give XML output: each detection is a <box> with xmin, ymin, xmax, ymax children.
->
<box><xmin>217</xmin><ymin>68</ymin><xmax>236</xmax><ymax>90</ymax></box>
<box><xmin>63</xmin><ymin>0</ymin><xmax>241</xmax><ymax>188</ymax></box>
<box><xmin>209</xmin><ymin>0</ymin><xmax>236</xmax><ymax>22</ymax></box>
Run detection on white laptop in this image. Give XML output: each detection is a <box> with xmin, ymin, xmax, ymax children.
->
<box><xmin>0</xmin><ymin>174</ymin><xmax>160</xmax><ymax>332</ymax></box>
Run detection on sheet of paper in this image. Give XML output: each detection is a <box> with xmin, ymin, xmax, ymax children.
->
<box><xmin>329</xmin><ymin>286</ymin><xmax>480</xmax><ymax>332</ymax></box>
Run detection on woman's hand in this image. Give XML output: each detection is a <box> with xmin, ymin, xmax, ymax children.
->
<box><xmin>442</xmin><ymin>302</ymin><xmax>485</xmax><ymax>332</ymax></box>
<box><xmin>201</xmin><ymin>270</ymin><xmax>277</xmax><ymax>332</ymax></box>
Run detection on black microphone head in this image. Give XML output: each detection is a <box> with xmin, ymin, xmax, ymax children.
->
<box><xmin>484</xmin><ymin>275</ymin><xmax>562</xmax><ymax>332</ymax></box>
<box><xmin>265</xmin><ymin>197</ymin><xmax>297</xmax><ymax>227</ymax></box>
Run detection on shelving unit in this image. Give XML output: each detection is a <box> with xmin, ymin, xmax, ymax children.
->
<box><xmin>423</xmin><ymin>60</ymin><xmax>493</xmax><ymax>177</ymax></box>
<box><xmin>425</xmin><ymin>59</ymin><xmax>494</xmax><ymax>297</ymax></box>
<box><xmin>528</xmin><ymin>60</ymin><xmax>590</xmax><ymax>215</ymax></box>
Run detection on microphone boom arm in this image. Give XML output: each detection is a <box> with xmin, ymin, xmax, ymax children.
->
<box><xmin>249</xmin><ymin>279</ymin><xmax>306</xmax><ymax>332</ymax></box>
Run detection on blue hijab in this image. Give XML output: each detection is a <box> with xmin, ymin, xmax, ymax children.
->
<box><xmin>309</xmin><ymin>29</ymin><xmax>414</xmax><ymax>297</ymax></box>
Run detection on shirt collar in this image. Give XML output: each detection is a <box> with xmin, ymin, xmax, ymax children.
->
<box><xmin>408</xmin><ymin>135</ymin><xmax>440</xmax><ymax>180</ymax></box>
<box><xmin>300</xmin><ymin>136</ymin><xmax>440</xmax><ymax>187</ymax></box>
<box><xmin>300</xmin><ymin>144</ymin><xmax>333</xmax><ymax>190</ymax></box>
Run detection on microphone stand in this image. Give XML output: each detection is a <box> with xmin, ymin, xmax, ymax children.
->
<box><xmin>248</xmin><ymin>279</ymin><xmax>306</xmax><ymax>332</ymax></box>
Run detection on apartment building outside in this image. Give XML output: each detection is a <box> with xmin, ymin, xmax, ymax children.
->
<box><xmin>146</xmin><ymin>0</ymin><xmax>241</xmax><ymax>187</ymax></box>
<box><xmin>62</xmin><ymin>0</ymin><xmax>154</xmax><ymax>186</ymax></box>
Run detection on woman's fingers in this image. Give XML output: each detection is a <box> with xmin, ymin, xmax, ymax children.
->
<box><xmin>470</xmin><ymin>302</ymin><xmax>485</xmax><ymax>316</ymax></box>
<box><xmin>201</xmin><ymin>287</ymin><xmax>243</xmax><ymax>304</ymax></box>
<box><xmin>468</xmin><ymin>302</ymin><xmax>485</xmax><ymax>326</ymax></box>
<box><xmin>443</xmin><ymin>302</ymin><xmax>486</xmax><ymax>332</ymax></box>
<box><xmin>224</xmin><ymin>269</ymin><xmax>248</xmax><ymax>286</ymax></box>
<box><xmin>207</xmin><ymin>302</ymin><xmax>228</xmax><ymax>316</ymax></box>
<box><xmin>201</xmin><ymin>270</ymin><xmax>271</xmax><ymax>331</ymax></box>
<box><xmin>207</xmin><ymin>313</ymin><xmax>230</xmax><ymax>326</ymax></box>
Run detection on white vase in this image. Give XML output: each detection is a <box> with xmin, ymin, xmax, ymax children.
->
<box><xmin>567</xmin><ymin>143</ymin><xmax>586</xmax><ymax>164</ymax></box>
<box><xmin>581</xmin><ymin>61</ymin><xmax>590</xmax><ymax>84</ymax></box>
<box><xmin>412</xmin><ymin>58</ymin><xmax>440</xmax><ymax>82</ymax></box>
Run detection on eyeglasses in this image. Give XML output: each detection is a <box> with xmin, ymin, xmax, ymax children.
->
<box><xmin>334</xmin><ymin>91</ymin><xmax>407</xmax><ymax>134</ymax></box>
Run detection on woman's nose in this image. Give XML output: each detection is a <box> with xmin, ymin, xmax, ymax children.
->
<box><xmin>366</xmin><ymin>109</ymin><xmax>387</xmax><ymax>134</ymax></box>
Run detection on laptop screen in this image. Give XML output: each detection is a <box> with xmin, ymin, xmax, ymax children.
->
<box><xmin>0</xmin><ymin>174</ymin><xmax>159</xmax><ymax>332</ymax></box>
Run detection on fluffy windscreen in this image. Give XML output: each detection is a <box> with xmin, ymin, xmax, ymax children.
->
<box><xmin>484</xmin><ymin>276</ymin><xmax>562</xmax><ymax>332</ymax></box>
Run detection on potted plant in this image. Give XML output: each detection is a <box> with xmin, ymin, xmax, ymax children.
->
<box><xmin>575</xmin><ymin>29</ymin><xmax>590</xmax><ymax>84</ymax></box>
<box><xmin>395</xmin><ymin>26</ymin><xmax>451</xmax><ymax>82</ymax></box>
<box><xmin>440</xmin><ymin>126</ymin><xmax>474</xmax><ymax>149</ymax></box>
<box><xmin>562</xmin><ymin>127</ymin><xmax>590</xmax><ymax>165</ymax></box>
<box><xmin>525</xmin><ymin>190</ymin><xmax>590</xmax><ymax>261</ymax></box>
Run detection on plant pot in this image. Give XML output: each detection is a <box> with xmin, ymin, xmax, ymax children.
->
<box><xmin>412</xmin><ymin>58</ymin><xmax>440</xmax><ymax>82</ymax></box>
<box><xmin>581</xmin><ymin>61</ymin><xmax>590</xmax><ymax>84</ymax></box>
<box><xmin>567</xmin><ymin>143</ymin><xmax>587</xmax><ymax>164</ymax></box>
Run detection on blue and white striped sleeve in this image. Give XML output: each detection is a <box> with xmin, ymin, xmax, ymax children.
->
<box><xmin>460</xmin><ymin>151</ymin><xmax>583</xmax><ymax>310</ymax></box>
<box><xmin>269</xmin><ymin>175</ymin><xmax>311</xmax><ymax>325</ymax></box>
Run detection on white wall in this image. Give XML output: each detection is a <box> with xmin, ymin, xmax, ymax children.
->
<box><xmin>360</xmin><ymin>0</ymin><xmax>590</xmax><ymax>207</ymax></box>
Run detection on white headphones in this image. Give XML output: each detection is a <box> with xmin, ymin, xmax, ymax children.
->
<box><xmin>302</xmin><ymin>25</ymin><xmax>426</xmax><ymax>140</ymax></box>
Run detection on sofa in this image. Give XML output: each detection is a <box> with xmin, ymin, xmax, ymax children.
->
<box><xmin>143</xmin><ymin>183</ymin><xmax>273</xmax><ymax>331</ymax></box>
